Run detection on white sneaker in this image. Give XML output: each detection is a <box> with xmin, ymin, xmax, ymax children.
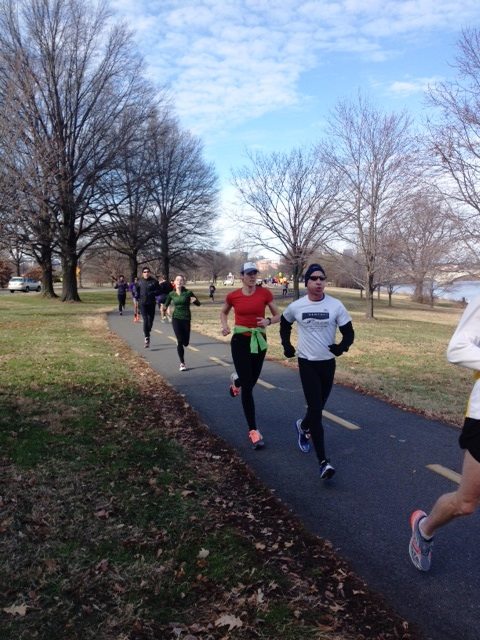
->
<box><xmin>229</xmin><ymin>372</ymin><xmax>240</xmax><ymax>397</ymax></box>
<box><xmin>179</xmin><ymin>363</ymin><xmax>187</xmax><ymax>371</ymax></box>
<box><xmin>319</xmin><ymin>459</ymin><xmax>335</xmax><ymax>479</ymax></box>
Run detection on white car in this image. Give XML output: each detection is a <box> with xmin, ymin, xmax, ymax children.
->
<box><xmin>8</xmin><ymin>276</ymin><xmax>42</xmax><ymax>293</ymax></box>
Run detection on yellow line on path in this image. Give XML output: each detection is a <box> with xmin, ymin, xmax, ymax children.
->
<box><xmin>257</xmin><ymin>378</ymin><xmax>275</xmax><ymax>390</ymax></box>
<box><xmin>209</xmin><ymin>356</ymin><xmax>230</xmax><ymax>368</ymax></box>
<box><xmin>427</xmin><ymin>464</ymin><xmax>461</xmax><ymax>484</ymax></box>
<box><xmin>208</xmin><ymin>357</ymin><xmax>274</xmax><ymax>389</ymax></box>
<box><xmin>323</xmin><ymin>410</ymin><xmax>361</xmax><ymax>431</ymax></box>
<box><xmin>153</xmin><ymin>331</ymin><xmax>197</xmax><ymax>351</ymax></box>
<box><xmin>207</xmin><ymin>357</ymin><xmax>359</xmax><ymax>426</ymax></box>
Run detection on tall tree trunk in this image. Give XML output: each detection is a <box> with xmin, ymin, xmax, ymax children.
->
<box><xmin>365</xmin><ymin>272</ymin><xmax>375</xmax><ymax>319</ymax></box>
<box><xmin>38</xmin><ymin>245</ymin><xmax>57</xmax><ymax>298</ymax></box>
<box><xmin>292</xmin><ymin>263</ymin><xmax>302</xmax><ymax>300</ymax></box>
<box><xmin>161</xmin><ymin>256</ymin><xmax>170</xmax><ymax>282</ymax></box>
<box><xmin>61</xmin><ymin>234</ymin><xmax>80</xmax><ymax>302</ymax></box>
<box><xmin>413</xmin><ymin>281</ymin><xmax>424</xmax><ymax>303</ymax></box>
<box><xmin>129</xmin><ymin>254</ymin><xmax>139</xmax><ymax>282</ymax></box>
<box><xmin>59</xmin><ymin>190</ymin><xmax>81</xmax><ymax>301</ymax></box>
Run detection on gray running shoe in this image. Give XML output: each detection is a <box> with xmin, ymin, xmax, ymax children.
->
<box><xmin>319</xmin><ymin>459</ymin><xmax>335</xmax><ymax>479</ymax></box>
<box><xmin>295</xmin><ymin>419</ymin><xmax>311</xmax><ymax>453</ymax></box>
<box><xmin>409</xmin><ymin>510</ymin><xmax>433</xmax><ymax>571</ymax></box>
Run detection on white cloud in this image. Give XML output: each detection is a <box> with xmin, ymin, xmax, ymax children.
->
<box><xmin>388</xmin><ymin>76</ymin><xmax>441</xmax><ymax>96</ymax></box>
<box><xmin>110</xmin><ymin>0</ymin><xmax>480</xmax><ymax>136</ymax></box>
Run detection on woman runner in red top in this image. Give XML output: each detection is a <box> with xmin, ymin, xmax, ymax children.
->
<box><xmin>220</xmin><ymin>262</ymin><xmax>281</xmax><ymax>449</ymax></box>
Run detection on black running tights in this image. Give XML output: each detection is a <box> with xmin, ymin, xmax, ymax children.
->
<box><xmin>298</xmin><ymin>357</ymin><xmax>336</xmax><ymax>462</ymax></box>
<box><xmin>172</xmin><ymin>318</ymin><xmax>191</xmax><ymax>364</ymax></box>
<box><xmin>140</xmin><ymin>303</ymin><xmax>156</xmax><ymax>338</ymax></box>
<box><xmin>231</xmin><ymin>333</ymin><xmax>266</xmax><ymax>430</ymax></box>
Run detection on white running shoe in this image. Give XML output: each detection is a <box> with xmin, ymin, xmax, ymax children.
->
<box><xmin>319</xmin><ymin>459</ymin><xmax>335</xmax><ymax>479</ymax></box>
<box><xmin>229</xmin><ymin>372</ymin><xmax>240</xmax><ymax>397</ymax></box>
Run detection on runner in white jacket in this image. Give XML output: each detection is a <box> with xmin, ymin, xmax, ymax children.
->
<box><xmin>409</xmin><ymin>296</ymin><xmax>480</xmax><ymax>572</ymax></box>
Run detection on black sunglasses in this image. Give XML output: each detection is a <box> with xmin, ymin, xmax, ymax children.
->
<box><xmin>309</xmin><ymin>275</ymin><xmax>326</xmax><ymax>281</ymax></box>
<box><xmin>243</xmin><ymin>270</ymin><xmax>258</xmax><ymax>275</ymax></box>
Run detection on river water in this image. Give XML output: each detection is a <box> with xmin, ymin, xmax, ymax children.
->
<box><xmin>387</xmin><ymin>280</ymin><xmax>480</xmax><ymax>303</ymax></box>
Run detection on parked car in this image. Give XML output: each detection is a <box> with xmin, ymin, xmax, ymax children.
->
<box><xmin>8</xmin><ymin>276</ymin><xmax>42</xmax><ymax>293</ymax></box>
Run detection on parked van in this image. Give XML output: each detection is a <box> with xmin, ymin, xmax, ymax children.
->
<box><xmin>8</xmin><ymin>277</ymin><xmax>42</xmax><ymax>293</ymax></box>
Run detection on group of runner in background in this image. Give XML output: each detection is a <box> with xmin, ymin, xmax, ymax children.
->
<box><xmin>114</xmin><ymin>262</ymin><xmax>353</xmax><ymax>476</ymax></box>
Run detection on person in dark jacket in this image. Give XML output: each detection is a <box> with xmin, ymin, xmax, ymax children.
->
<box><xmin>113</xmin><ymin>275</ymin><xmax>129</xmax><ymax>315</ymax></box>
<box><xmin>135</xmin><ymin>268</ymin><xmax>161</xmax><ymax>348</ymax></box>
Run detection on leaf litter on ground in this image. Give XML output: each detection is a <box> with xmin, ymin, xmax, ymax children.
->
<box><xmin>0</xmin><ymin>328</ymin><xmax>424</xmax><ymax>640</ymax></box>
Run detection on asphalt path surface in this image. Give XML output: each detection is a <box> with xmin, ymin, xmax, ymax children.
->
<box><xmin>109</xmin><ymin>305</ymin><xmax>480</xmax><ymax>640</ymax></box>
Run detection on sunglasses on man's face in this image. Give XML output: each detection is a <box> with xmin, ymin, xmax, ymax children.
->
<box><xmin>244</xmin><ymin>271</ymin><xmax>258</xmax><ymax>276</ymax></box>
<box><xmin>309</xmin><ymin>275</ymin><xmax>326</xmax><ymax>281</ymax></box>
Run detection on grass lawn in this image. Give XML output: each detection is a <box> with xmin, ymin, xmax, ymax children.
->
<box><xmin>0</xmin><ymin>285</ymin><xmax>463</xmax><ymax>639</ymax></box>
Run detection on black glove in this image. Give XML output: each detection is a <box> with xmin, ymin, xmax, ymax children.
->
<box><xmin>283</xmin><ymin>344</ymin><xmax>296</xmax><ymax>358</ymax></box>
<box><xmin>329</xmin><ymin>343</ymin><xmax>345</xmax><ymax>357</ymax></box>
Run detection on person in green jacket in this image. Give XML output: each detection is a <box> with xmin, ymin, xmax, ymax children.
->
<box><xmin>164</xmin><ymin>274</ymin><xmax>201</xmax><ymax>371</ymax></box>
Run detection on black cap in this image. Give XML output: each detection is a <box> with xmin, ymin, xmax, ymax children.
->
<box><xmin>304</xmin><ymin>263</ymin><xmax>325</xmax><ymax>286</ymax></box>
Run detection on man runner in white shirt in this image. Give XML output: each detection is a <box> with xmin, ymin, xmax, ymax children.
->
<box><xmin>280</xmin><ymin>264</ymin><xmax>354</xmax><ymax>479</ymax></box>
<box><xmin>409</xmin><ymin>296</ymin><xmax>480</xmax><ymax>571</ymax></box>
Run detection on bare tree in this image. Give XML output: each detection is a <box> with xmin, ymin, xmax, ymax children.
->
<box><xmin>324</xmin><ymin>93</ymin><xmax>420</xmax><ymax>318</ymax></box>
<box><xmin>0</xmin><ymin>215</ymin><xmax>29</xmax><ymax>275</ymax></box>
<box><xmin>375</xmin><ymin>230</ymin><xmax>408</xmax><ymax>307</ymax></box>
<box><xmin>149</xmin><ymin>117</ymin><xmax>219</xmax><ymax>281</ymax></box>
<box><xmin>390</xmin><ymin>190</ymin><xmax>461</xmax><ymax>306</ymax></box>
<box><xmin>232</xmin><ymin>146</ymin><xmax>339</xmax><ymax>299</ymax></box>
<box><xmin>427</xmin><ymin>28</ymin><xmax>480</xmax><ymax>263</ymax></box>
<box><xmin>191</xmin><ymin>249</ymin><xmax>231</xmax><ymax>284</ymax></box>
<box><xmin>98</xmin><ymin>109</ymin><xmax>163</xmax><ymax>282</ymax></box>
<box><xmin>0</xmin><ymin>0</ymin><xmax>151</xmax><ymax>301</ymax></box>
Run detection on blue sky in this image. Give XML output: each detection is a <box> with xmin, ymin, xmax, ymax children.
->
<box><xmin>110</xmin><ymin>0</ymin><xmax>480</xmax><ymax>251</ymax></box>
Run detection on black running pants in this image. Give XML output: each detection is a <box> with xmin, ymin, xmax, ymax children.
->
<box><xmin>140</xmin><ymin>302</ymin><xmax>156</xmax><ymax>338</ymax></box>
<box><xmin>297</xmin><ymin>357</ymin><xmax>336</xmax><ymax>462</ymax></box>
<box><xmin>231</xmin><ymin>333</ymin><xmax>266</xmax><ymax>431</ymax></box>
<box><xmin>117</xmin><ymin>294</ymin><xmax>126</xmax><ymax>312</ymax></box>
<box><xmin>171</xmin><ymin>318</ymin><xmax>191</xmax><ymax>364</ymax></box>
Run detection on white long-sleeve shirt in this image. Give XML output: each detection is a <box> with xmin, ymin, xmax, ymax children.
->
<box><xmin>447</xmin><ymin>296</ymin><xmax>480</xmax><ymax>419</ymax></box>
<box><xmin>447</xmin><ymin>296</ymin><xmax>480</xmax><ymax>371</ymax></box>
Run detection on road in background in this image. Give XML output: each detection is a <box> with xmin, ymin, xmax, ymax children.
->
<box><xmin>109</xmin><ymin>308</ymin><xmax>480</xmax><ymax>640</ymax></box>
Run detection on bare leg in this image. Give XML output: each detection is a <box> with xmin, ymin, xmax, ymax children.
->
<box><xmin>422</xmin><ymin>451</ymin><xmax>480</xmax><ymax>537</ymax></box>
